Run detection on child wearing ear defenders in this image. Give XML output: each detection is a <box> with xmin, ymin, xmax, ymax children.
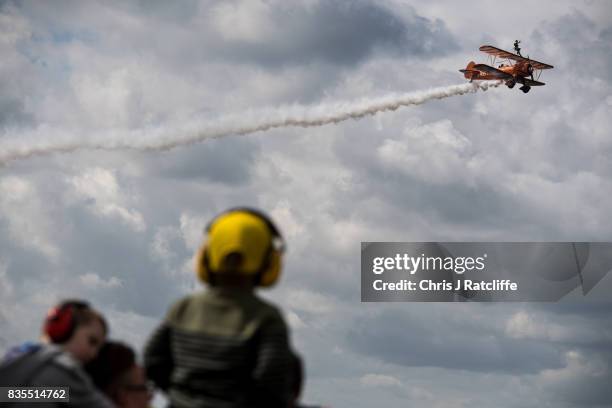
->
<box><xmin>0</xmin><ymin>299</ymin><xmax>114</xmax><ymax>407</ymax></box>
<box><xmin>144</xmin><ymin>208</ymin><xmax>293</xmax><ymax>408</ymax></box>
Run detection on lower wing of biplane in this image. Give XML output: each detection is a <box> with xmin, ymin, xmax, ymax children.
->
<box><xmin>472</xmin><ymin>64</ymin><xmax>513</xmax><ymax>80</ymax></box>
<box><xmin>520</xmin><ymin>77</ymin><xmax>546</xmax><ymax>87</ymax></box>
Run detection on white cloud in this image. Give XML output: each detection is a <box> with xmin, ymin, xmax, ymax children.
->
<box><xmin>0</xmin><ymin>8</ymin><xmax>31</xmax><ymax>47</ymax></box>
<box><xmin>0</xmin><ymin>272</ymin><xmax>57</xmax><ymax>360</ymax></box>
<box><xmin>535</xmin><ymin>350</ymin><xmax>612</xmax><ymax>405</ymax></box>
<box><xmin>70</xmin><ymin>168</ymin><xmax>146</xmax><ymax>232</ymax></box>
<box><xmin>377</xmin><ymin>119</ymin><xmax>476</xmax><ymax>186</ymax></box>
<box><xmin>270</xmin><ymin>200</ymin><xmax>305</xmax><ymax>239</ymax></box>
<box><xmin>505</xmin><ymin>310</ymin><xmax>612</xmax><ymax>345</ymax></box>
<box><xmin>179</xmin><ymin>212</ymin><xmax>208</xmax><ymax>251</ymax></box>
<box><xmin>0</xmin><ymin>176</ymin><xmax>60</xmax><ymax>259</ymax></box>
<box><xmin>326</xmin><ymin>218</ymin><xmax>369</xmax><ymax>255</ymax></box>
<box><xmin>71</xmin><ymin>69</ymin><xmax>139</xmax><ymax>128</ymax></box>
<box><xmin>360</xmin><ymin>373</ymin><xmax>402</xmax><ymax>387</ymax></box>
<box><xmin>505</xmin><ymin>310</ymin><xmax>570</xmax><ymax>341</ymax></box>
<box><xmin>283</xmin><ymin>288</ymin><xmax>336</xmax><ymax>315</ymax></box>
<box><xmin>102</xmin><ymin>308</ymin><xmax>161</xmax><ymax>351</ymax></box>
<box><xmin>286</xmin><ymin>310</ymin><xmax>307</xmax><ymax>330</ymax></box>
<box><xmin>0</xmin><ymin>259</ymin><xmax>13</xmax><ymax>300</ymax></box>
<box><xmin>209</xmin><ymin>1</ymin><xmax>276</xmax><ymax>42</ymax></box>
<box><xmin>150</xmin><ymin>226</ymin><xmax>182</xmax><ymax>260</ymax></box>
<box><xmin>79</xmin><ymin>272</ymin><xmax>123</xmax><ymax>289</ymax></box>
<box><xmin>539</xmin><ymin>350</ymin><xmax>608</xmax><ymax>383</ymax></box>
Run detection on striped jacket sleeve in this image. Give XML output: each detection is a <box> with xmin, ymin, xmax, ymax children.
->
<box><xmin>250</xmin><ymin>311</ymin><xmax>292</xmax><ymax>407</ymax></box>
<box><xmin>144</xmin><ymin>321</ymin><xmax>174</xmax><ymax>391</ymax></box>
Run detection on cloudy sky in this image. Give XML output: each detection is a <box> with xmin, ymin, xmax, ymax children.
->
<box><xmin>1</xmin><ymin>1</ymin><xmax>612</xmax><ymax>407</ymax></box>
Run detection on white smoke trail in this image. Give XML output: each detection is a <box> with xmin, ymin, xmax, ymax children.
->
<box><xmin>0</xmin><ymin>81</ymin><xmax>501</xmax><ymax>165</ymax></box>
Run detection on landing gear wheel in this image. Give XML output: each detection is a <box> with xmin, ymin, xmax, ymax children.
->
<box><xmin>520</xmin><ymin>85</ymin><xmax>531</xmax><ymax>93</ymax></box>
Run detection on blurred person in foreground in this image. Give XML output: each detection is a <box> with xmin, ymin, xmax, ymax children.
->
<box><xmin>289</xmin><ymin>351</ymin><xmax>330</xmax><ymax>408</ymax></box>
<box><xmin>85</xmin><ymin>340</ymin><xmax>153</xmax><ymax>408</ymax></box>
<box><xmin>0</xmin><ymin>299</ymin><xmax>113</xmax><ymax>407</ymax></box>
<box><xmin>144</xmin><ymin>207</ymin><xmax>293</xmax><ymax>408</ymax></box>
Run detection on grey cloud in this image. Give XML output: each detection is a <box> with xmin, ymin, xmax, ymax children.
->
<box><xmin>538</xmin><ymin>352</ymin><xmax>612</xmax><ymax>407</ymax></box>
<box><xmin>345</xmin><ymin>306</ymin><xmax>564</xmax><ymax>374</ymax></box>
<box><xmin>0</xmin><ymin>96</ymin><xmax>32</xmax><ymax>128</ymax></box>
<box><xmin>205</xmin><ymin>1</ymin><xmax>458</xmax><ymax>68</ymax></box>
<box><xmin>129</xmin><ymin>0</ymin><xmax>200</xmax><ymax>23</ymax></box>
<box><xmin>527</xmin><ymin>303</ymin><xmax>612</xmax><ymax>353</ymax></box>
<box><xmin>0</xmin><ymin>166</ymin><xmax>185</xmax><ymax>319</ymax></box>
<box><xmin>144</xmin><ymin>137</ymin><xmax>258</xmax><ymax>185</ymax></box>
<box><xmin>324</xmin><ymin>13</ymin><xmax>612</xmax><ymax>242</ymax></box>
<box><xmin>1</xmin><ymin>3</ymin><xmax>611</xmax><ymax>408</ymax></box>
<box><xmin>330</xmin><ymin>126</ymin><xmax>531</xmax><ymax>239</ymax></box>
<box><xmin>56</xmin><ymin>203</ymin><xmax>186</xmax><ymax>318</ymax></box>
<box><xmin>534</xmin><ymin>11</ymin><xmax>612</xmax><ymax>82</ymax></box>
<box><xmin>0</xmin><ymin>6</ymin><xmax>36</xmax><ymax>130</ymax></box>
<box><xmin>11</xmin><ymin>1</ymin><xmax>458</xmax><ymax>68</ymax></box>
<box><xmin>535</xmin><ymin>302</ymin><xmax>612</xmax><ymax>319</ymax></box>
<box><xmin>353</xmin><ymin>164</ymin><xmax>514</xmax><ymax>227</ymax></box>
<box><xmin>0</xmin><ymin>223</ymin><xmax>52</xmax><ymax>286</ymax></box>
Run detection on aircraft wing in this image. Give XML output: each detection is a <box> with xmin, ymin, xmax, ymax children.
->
<box><xmin>479</xmin><ymin>45</ymin><xmax>554</xmax><ymax>70</ymax></box>
<box><xmin>522</xmin><ymin>78</ymin><xmax>546</xmax><ymax>86</ymax></box>
<box><xmin>473</xmin><ymin>64</ymin><xmax>513</xmax><ymax>80</ymax></box>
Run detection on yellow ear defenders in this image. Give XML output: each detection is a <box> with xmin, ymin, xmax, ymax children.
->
<box><xmin>195</xmin><ymin>207</ymin><xmax>286</xmax><ymax>287</ymax></box>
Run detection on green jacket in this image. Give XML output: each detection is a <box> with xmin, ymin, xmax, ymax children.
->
<box><xmin>144</xmin><ymin>288</ymin><xmax>292</xmax><ymax>408</ymax></box>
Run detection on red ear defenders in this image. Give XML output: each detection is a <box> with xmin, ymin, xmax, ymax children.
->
<box><xmin>43</xmin><ymin>300</ymin><xmax>90</xmax><ymax>344</ymax></box>
<box><xmin>197</xmin><ymin>207</ymin><xmax>286</xmax><ymax>287</ymax></box>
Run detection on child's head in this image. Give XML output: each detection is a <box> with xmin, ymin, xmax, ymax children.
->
<box><xmin>43</xmin><ymin>299</ymin><xmax>107</xmax><ymax>364</ymax></box>
<box><xmin>195</xmin><ymin>208</ymin><xmax>285</xmax><ymax>289</ymax></box>
<box><xmin>85</xmin><ymin>341</ymin><xmax>153</xmax><ymax>408</ymax></box>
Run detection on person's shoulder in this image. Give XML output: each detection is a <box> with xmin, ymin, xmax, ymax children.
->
<box><xmin>251</xmin><ymin>293</ymin><xmax>281</xmax><ymax>311</ymax></box>
<box><xmin>0</xmin><ymin>343</ymin><xmax>51</xmax><ymax>386</ymax></box>
<box><xmin>24</xmin><ymin>346</ymin><xmax>89</xmax><ymax>388</ymax></box>
<box><xmin>2</xmin><ymin>341</ymin><xmax>41</xmax><ymax>363</ymax></box>
<box><xmin>40</xmin><ymin>350</ymin><xmax>114</xmax><ymax>407</ymax></box>
<box><xmin>3</xmin><ymin>345</ymin><xmax>113</xmax><ymax>407</ymax></box>
<box><xmin>250</xmin><ymin>293</ymin><xmax>287</xmax><ymax>323</ymax></box>
<box><xmin>38</xmin><ymin>346</ymin><xmax>83</xmax><ymax>377</ymax></box>
<box><xmin>166</xmin><ymin>292</ymin><xmax>203</xmax><ymax>320</ymax></box>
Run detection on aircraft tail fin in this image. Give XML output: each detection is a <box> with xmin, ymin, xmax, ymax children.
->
<box><xmin>459</xmin><ymin>61</ymin><xmax>477</xmax><ymax>80</ymax></box>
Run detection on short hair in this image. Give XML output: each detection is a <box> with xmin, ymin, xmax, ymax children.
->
<box><xmin>66</xmin><ymin>300</ymin><xmax>108</xmax><ymax>336</ymax></box>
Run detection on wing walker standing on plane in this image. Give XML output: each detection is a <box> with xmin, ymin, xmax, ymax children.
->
<box><xmin>460</xmin><ymin>41</ymin><xmax>554</xmax><ymax>93</ymax></box>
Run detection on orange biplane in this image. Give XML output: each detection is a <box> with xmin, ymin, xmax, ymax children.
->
<box><xmin>460</xmin><ymin>43</ymin><xmax>554</xmax><ymax>93</ymax></box>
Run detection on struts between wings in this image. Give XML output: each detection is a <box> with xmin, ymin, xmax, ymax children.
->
<box><xmin>459</xmin><ymin>42</ymin><xmax>554</xmax><ymax>93</ymax></box>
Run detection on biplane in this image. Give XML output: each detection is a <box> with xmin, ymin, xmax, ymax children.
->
<box><xmin>460</xmin><ymin>44</ymin><xmax>554</xmax><ymax>93</ymax></box>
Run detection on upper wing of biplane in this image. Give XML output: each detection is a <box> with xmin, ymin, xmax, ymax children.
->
<box><xmin>473</xmin><ymin>64</ymin><xmax>513</xmax><ymax>79</ymax></box>
<box><xmin>479</xmin><ymin>45</ymin><xmax>554</xmax><ymax>70</ymax></box>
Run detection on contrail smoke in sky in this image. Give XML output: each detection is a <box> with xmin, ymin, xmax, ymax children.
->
<box><xmin>0</xmin><ymin>81</ymin><xmax>501</xmax><ymax>165</ymax></box>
